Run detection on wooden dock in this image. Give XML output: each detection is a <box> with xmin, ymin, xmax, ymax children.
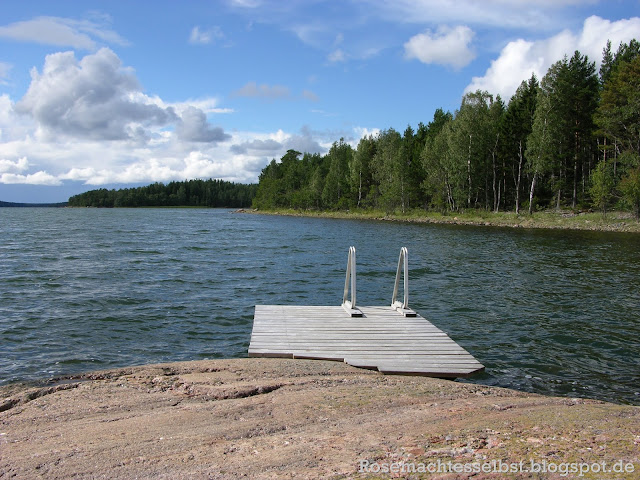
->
<box><xmin>248</xmin><ymin>247</ymin><xmax>484</xmax><ymax>378</ymax></box>
<box><xmin>249</xmin><ymin>305</ymin><xmax>484</xmax><ymax>377</ymax></box>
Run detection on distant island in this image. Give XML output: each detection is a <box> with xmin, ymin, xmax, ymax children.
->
<box><xmin>67</xmin><ymin>178</ymin><xmax>257</xmax><ymax>208</ymax></box>
<box><xmin>0</xmin><ymin>201</ymin><xmax>68</xmax><ymax>208</ymax></box>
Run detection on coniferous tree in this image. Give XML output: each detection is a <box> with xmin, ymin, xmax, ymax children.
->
<box><xmin>351</xmin><ymin>135</ymin><xmax>376</xmax><ymax>208</ymax></box>
<box><xmin>488</xmin><ymin>95</ymin><xmax>506</xmax><ymax>212</ymax></box>
<box><xmin>372</xmin><ymin>129</ymin><xmax>404</xmax><ymax>213</ymax></box>
<box><xmin>503</xmin><ymin>75</ymin><xmax>538</xmax><ymax>213</ymax></box>
<box><xmin>596</xmin><ymin>55</ymin><xmax>640</xmax><ymax>156</ymax></box>
<box><xmin>248</xmin><ymin>40</ymin><xmax>639</xmax><ymax>218</ymax></box>
<box><xmin>589</xmin><ymin>160</ymin><xmax>614</xmax><ymax>217</ymax></box>
<box><xmin>322</xmin><ymin>139</ymin><xmax>353</xmax><ymax>209</ymax></box>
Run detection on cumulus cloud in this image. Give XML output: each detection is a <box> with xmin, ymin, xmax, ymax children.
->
<box><xmin>284</xmin><ymin>125</ymin><xmax>323</xmax><ymax>153</ymax></box>
<box><xmin>56</xmin><ymin>147</ymin><xmax>267</xmax><ymax>186</ymax></box>
<box><xmin>404</xmin><ymin>25</ymin><xmax>475</xmax><ymax>69</ymax></box>
<box><xmin>0</xmin><ymin>156</ymin><xmax>29</xmax><ymax>173</ymax></box>
<box><xmin>0</xmin><ymin>99</ymin><xmax>327</xmax><ymax>188</ymax></box>
<box><xmin>230</xmin><ymin>138</ymin><xmax>283</xmax><ymax>155</ymax></box>
<box><xmin>229</xmin><ymin>126</ymin><xmax>326</xmax><ymax>160</ymax></box>
<box><xmin>175</xmin><ymin>106</ymin><xmax>231</xmax><ymax>143</ymax></box>
<box><xmin>232</xmin><ymin>81</ymin><xmax>291</xmax><ymax>99</ymax></box>
<box><xmin>189</xmin><ymin>25</ymin><xmax>224</xmax><ymax>45</ymax></box>
<box><xmin>14</xmin><ymin>48</ymin><xmax>179</xmax><ymax>141</ymax></box>
<box><xmin>466</xmin><ymin>15</ymin><xmax>640</xmax><ymax>100</ymax></box>
<box><xmin>353</xmin><ymin>126</ymin><xmax>381</xmax><ymax>140</ymax></box>
<box><xmin>1</xmin><ymin>170</ymin><xmax>62</xmax><ymax>185</ymax></box>
<box><xmin>0</xmin><ymin>48</ymin><xmax>245</xmax><ymax>188</ymax></box>
<box><xmin>0</xmin><ymin>16</ymin><xmax>128</xmax><ymax>49</ymax></box>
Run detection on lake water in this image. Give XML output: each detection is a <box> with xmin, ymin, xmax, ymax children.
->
<box><xmin>1</xmin><ymin>208</ymin><xmax>639</xmax><ymax>405</ymax></box>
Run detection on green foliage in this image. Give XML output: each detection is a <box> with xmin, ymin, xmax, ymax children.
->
<box><xmin>596</xmin><ymin>55</ymin><xmax>640</xmax><ymax>155</ymax></box>
<box><xmin>503</xmin><ymin>75</ymin><xmax>538</xmax><ymax>213</ymax></box>
<box><xmin>322</xmin><ymin>139</ymin><xmax>353</xmax><ymax>208</ymax></box>
<box><xmin>589</xmin><ymin>160</ymin><xmax>614</xmax><ymax>216</ymax></box>
<box><xmin>618</xmin><ymin>152</ymin><xmax>640</xmax><ymax>219</ymax></box>
<box><xmin>372</xmin><ymin>128</ymin><xmax>404</xmax><ymax>213</ymax></box>
<box><xmin>421</xmin><ymin>117</ymin><xmax>454</xmax><ymax>211</ymax></box>
<box><xmin>351</xmin><ymin>135</ymin><xmax>376</xmax><ymax>207</ymax></box>
<box><xmin>252</xmin><ymin>39</ymin><xmax>640</xmax><ymax>219</ymax></box>
<box><xmin>68</xmin><ymin>179</ymin><xmax>257</xmax><ymax>208</ymax></box>
<box><xmin>525</xmin><ymin>51</ymin><xmax>599</xmax><ymax>210</ymax></box>
<box><xmin>526</xmin><ymin>89</ymin><xmax>556</xmax><ymax>177</ymax></box>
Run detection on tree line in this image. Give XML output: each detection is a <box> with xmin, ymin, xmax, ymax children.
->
<box><xmin>253</xmin><ymin>40</ymin><xmax>640</xmax><ymax>218</ymax></box>
<box><xmin>68</xmin><ymin>178</ymin><xmax>257</xmax><ymax>208</ymax></box>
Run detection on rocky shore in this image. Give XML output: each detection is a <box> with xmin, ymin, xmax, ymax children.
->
<box><xmin>247</xmin><ymin>209</ymin><xmax>640</xmax><ymax>234</ymax></box>
<box><xmin>1</xmin><ymin>358</ymin><xmax>638</xmax><ymax>479</ymax></box>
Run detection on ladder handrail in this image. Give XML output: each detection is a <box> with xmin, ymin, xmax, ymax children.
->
<box><xmin>343</xmin><ymin>246</ymin><xmax>356</xmax><ymax>307</ymax></box>
<box><xmin>342</xmin><ymin>246</ymin><xmax>362</xmax><ymax>316</ymax></box>
<box><xmin>391</xmin><ymin>247</ymin><xmax>416</xmax><ymax>316</ymax></box>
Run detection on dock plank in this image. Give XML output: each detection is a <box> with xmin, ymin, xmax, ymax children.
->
<box><xmin>248</xmin><ymin>305</ymin><xmax>484</xmax><ymax>378</ymax></box>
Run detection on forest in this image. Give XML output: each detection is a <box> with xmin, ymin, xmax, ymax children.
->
<box><xmin>253</xmin><ymin>40</ymin><xmax>640</xmax><ymax>218</ymax></box>
<box><xmin>68</xmin><ymin>178</ymin><xmax>257</xmax><ymax>208</ymax></box>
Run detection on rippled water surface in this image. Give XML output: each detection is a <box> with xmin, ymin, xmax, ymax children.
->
<box><xmin>1</xmin><ymin>208</ymin><xmax>639</xmax><ymax>404</ymax></box>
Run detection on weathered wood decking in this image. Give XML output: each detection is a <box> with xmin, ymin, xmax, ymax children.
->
<box><xmin>248</xmin><ymin>305</ymin><xmax>484</xmax><ymax>378</ymax></box>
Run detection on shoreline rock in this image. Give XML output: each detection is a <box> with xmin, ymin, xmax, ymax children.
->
<box><xmin>248</xmin><ymin>209</ymin><xmax>640</xmax><ymax>234</ymax></box>
<box><xmin>1</xmin><ymin>358</ymin><xmax>638</xmax><ymax>479</ymax></box>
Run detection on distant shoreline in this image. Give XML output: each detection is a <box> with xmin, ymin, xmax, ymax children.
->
<box><xmin>249</xmin><ymin>208</ymin><xmax>640</xmax><ymax>233</ymax></box>
<box><xmin>0</xmin><ymin>201</ymin><xmax>68</xmax><ymax>208</ymax></box>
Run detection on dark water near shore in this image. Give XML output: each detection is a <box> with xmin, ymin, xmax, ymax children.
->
<box><xmin>1</xmin><ymin>208</ymin><xmax>639</xmax><ymax>404</ymax></box>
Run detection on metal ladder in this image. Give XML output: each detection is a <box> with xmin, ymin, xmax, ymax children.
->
<box><xmin>341</xmin><ymin>246</ymin><xmax>416</xmax><ymax>317</ymax></box>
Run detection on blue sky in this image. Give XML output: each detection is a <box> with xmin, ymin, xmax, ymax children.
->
<box><xmin>1</xmin><ymin>0</ymin><xmax>639</xmax><ymax>203</ymax></box>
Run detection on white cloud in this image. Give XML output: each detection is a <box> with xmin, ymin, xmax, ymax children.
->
<box><xmin>15</xmin><ymin>48</ymin><xmax>178</xmax><ymax>141</ymax></box>
<box><xmin>230</xmin><ymin>83</ymin><xmax>317</xmax><ymax>102</ymax></box>
<box><xmin>0</xmin><ymin>102</ymin><xmax>331</xmax><ymax>187</ymax></box>
<box><xmin>12</xmin><ymin>48</ymin><xmax>231</xmax><ymax>149</ymax></box>
<box><xmin>0</xmin><ymin>62</ymin><xmax>11</xmax><ymax>84</ymax></box>
<box><xmin>133</xmin><ymin>93</ymin><xmax>233</xmax><ymax>115</ymax></box>
<box><xmin>576</xmin><ymin>15</ymin><xmax>640</xmax><ymax>61</ymax></box>
<box><xmin>0</xmin><ymin>48</ymin><xmax>257</xmax><ymax>188</ymax></box>
<box><xmin>404</xmin><ymin>25</ymin><xmax>475</xmax><ymax>69</ymax></box>
<box><xmin>0</xmin><ymin>95</ymin><xmax>329</xmax><ymax>188</ymax></box>
<box><xmin>0</xmin><ymin>170</ymin><xmax>62</xmax><ymax>186</ymax></box>
<box><xmin>230</xmin><ymin>138</ymin><xmax>283</xmax><ymax>154</ymax></box>
<box><xmin>175</xmin><ymin>106</ymin><xmax>231</xmax><ymax>143</ymax></box>
<box><xmin>353</xmin><ymin>126</ymin><xmax>381</xmax><ymax>140</ymax></box>
<box><xmin>302</xmin><ymin>89</ymin><xmax>319</xmax><ymax>102</ymax></box>
<box><xmin>0</xmin><ymin>94</ymin><xmax>12</xmax><ymax>126</ymax></box>
<box><xmin>283</xmin><ymin>125</ymin><xmax>324</xmax><ymax>153</ymax></box>
<box><xmin>0</xmin><ymin>156</ymin><xmax>28</xmax><ymax>173</ymax></box>
<box><xmin>232</xmin><ymin>81</ymin><xmax>291</xmax><ymax>99</ymax></box>
<box><xmin>54</xmin><ymin>143</ymin><xmax>271</xmax><ymax>186</ymax></box>
<box><xmin>0</xmin><ymin>16</ymin><xmax>128</xmax><ymax>49</ymax></box>
<box><xmin>327</xmin><ymin>48</ymin><xmax>347</xmax><ymax>63</ymax></box>
<box><xmin>466</xmin><ymin>15</ymin><xmax>640</xmax><ymax>100</ymax></box>
<box><xmin>290</xmin><ymin>24</ymin><xmax>328</xmax><ymax>48</ymax></box>
<box><xmin>362</xmin><ymin>0</ymin><xmax>595</xmax><ymax>31</ymax></box>
<box><xmin>228</xmin><ymin>0</ymin><xmax>263</xmax><ymax>7</ymax></box>
<box><xmin>189</xmin><ymin>26</ymin><xmax>224</xmax><ymax>45</ymax></box>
